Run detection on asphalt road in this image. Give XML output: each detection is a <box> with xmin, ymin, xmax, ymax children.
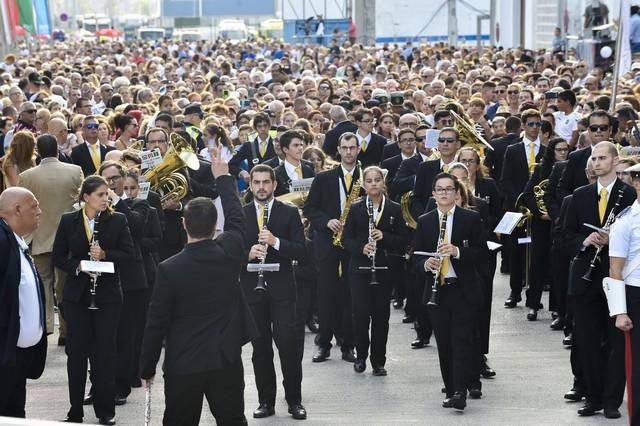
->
<box><xmin>18</xmin><ymin>263</ymin><xmax>629</xmax><ymax>425</ymax></box>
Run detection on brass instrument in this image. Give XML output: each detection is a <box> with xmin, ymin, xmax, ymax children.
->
<box><xmin>533</xmin><ymin>179</ymin><xmax>549</xmax><ymax>216</ymax></box>
<box><xmin>143</xmin><ymin>133</ymin><xmax>200</xmax><ymax>203</ymax></box>
<box><xmin>427</xmin><ymin>212</ymin><xmax>449</xmax><ymax>306</ymax></box>
<box><xmin>88</xmin><ymin>211</ymin><xmax>102</xmax><ymax>310</ymax></box>
<box><xmin>582</xmin><ymin>188</ymin><xmax>625</xmax><ymax>282</ymax></box>
<box><xmin>444</xmin><ymin>101</ymin><xmax>494</xmax><ymax>154</ymax></box>
<box><xmin>514</xmin><ymin>193</ymin><xmax>533</xmax><ymax>288</ymax></box>
<box><xmin>359</xmin><ymin>198</ymin><xmax>388</xmax><ymax>285</ymax></box>
<box><xmin>400</xmin><ymin>191</ymin><xmax>418</xmax><ymax>230</ymax></box>
<box><xmin>332</xmin><ymin>166</ymin><xmax>362</xmax><ymax>248</ymax></box>
<box><xmin>255</xmin><ymin>201</ymin><xmax>270</xmax><ymax>293</ymax></box>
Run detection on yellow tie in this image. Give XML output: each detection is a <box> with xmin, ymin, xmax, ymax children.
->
<box><xmin>361</xmin><ymin>140</ymin><xmax>367</xmax><ymax>152</ymax></box>
<box><xmin>599</xmin><ymin>187</ymin><xmax>608</xmax><ymax>224</ymax></box>
<box><xmin>257</xmin><ymin>204</ymin><xmax>265</xmax><ymax>229</ymax></box>
<box><xmin>440</xmin><ymin>212</ymin><xmax>450</xmax><ymax>285</ymax></box>
<box><xmin>260</xmin><ymin>140</ymin><xmax>267</xmax><ymax>157</ymax></box>
<box><xmin>345</xmin><ymin>172</ymin><xmax>353</xmax><ymax>190</ymax></box>
<box><xmin>90</xmin><ymin>143</ymin><xmax>101</xmax><ymax>172</ymax></box>
<box><xmin>442</xmin><ymin>163</ymin><xmax>449</xmax><ymax>173</ymax></box>
<box><xmin>294</xmin><ymin>166</ymin><xmax>303</xmax><ymax>179</ymax></box>
<box><xmin>528</xmin><ymin>142</ymin><xmax>536</xmax><ymax>167</ymax></box>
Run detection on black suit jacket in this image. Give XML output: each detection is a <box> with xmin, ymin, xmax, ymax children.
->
<box><xmin>413</xmin><ymin>207</ymin><xmax>485</xmax><ymax>306</ymax></box>
<box><xmin>382</xmin><ymin>142</ymin><xmax>401</xmax><ymax>161</ymax></box>
<box><xmin>500</xmin><ymin>141</ymin><xmax>546</xmax><ymax>210</ymax></box>
<box><xmin>53</xmin><ymin>210</ymin><xmax>135</xmax><ymax>305</ymax></box>
<box><xmin>139</xmin><ymin>175</ymin><xmax>257</xmax><ymax>378</ymax></box>
<box><xmin>564</xmin><ymin>179</ymin><xmax>635</xmax><ymax>296</ymax></box>
<box><xmin>413</xmin><ymin>159</ymin><xmax>445</xmax><ymax>215</ymax></box>
<box><xmin>229</xmin><ymin>136</ymin><xmax>277</xmax><ymax>176</ymax></box>
<box><xmin>474</xmin><ymin>177</ymin><xmax>503</xmax><ymax>236</ymax></box>
<box><xmin>303</xmin><ymin>166</ymin><xmax>363</xmax><ymax>259</ymax></box>
<box><xmin>70</xmin><ymin>142</ymin><xmax>114</xmax><ymax>176</ymax></box>
<box><xmin>240</xmin><ymin>200</ymin><xmax>306</xmax><ymax>304</ymax></box>
<box><xmin>484</xmin><ymin>133</ymin><xmax>520</xmax><ymax>180</ymax></box>
<box><xmin>391</xmin><ymin>153</ymin><xmax>423</xmax><ymax>196</ymax></box>
<box><xmin>0</xmin><ymin>220</ymin><xmax>47</xmax><ymax>377</ymax></box>
<box><xmin>357</xmin><ymin>132</ymin><xmax>387</xmax><ymax>167</ymax></box>
<box><xmin>322</xmin><ymin>120</ymin><xmax>358</xmax><ymax>158</ymax></box>
<box><xmin>543</xmin><ymin>160</ymin><xmax>567</xmax><ymax>223</ymax></box>
<box><xmin>557</xmin><ymin>146</ymin><xmax>591</xmax><ymax>201</ymax></box>
<box><xmin>273</xmin><ymin>160</ymin><xmax>315</xmax><ymax>197</ymax></box>
<box><xmin>381</xmin><ymin>154</ymin><xmax>406</xmax><ymax>199</ymax></box>
<box><xmin>115</xmin><ymin>199</ymin><xmax>149</xmax><ymax>291</ymax></box>
<box><xmin>342</xmin><ymin>198</ymin><xmax>409</xmax><ymax>269</ymax></box>
<box><xmin>189</xmin><ymin>159</ymin><xmax>218</xmax><ymax>200</ymax></box>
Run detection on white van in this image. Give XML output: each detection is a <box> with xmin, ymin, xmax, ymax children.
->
<box><xmin>174</xmin><ymin>29</ymin><xmax>201</xmax><ymax>42</ymax></box>
<box><xmin>137</xmin><ymin>27</ymin><xmax>166</xmax><ymax>41</ymax></box>
<box><xmin>217</xmin><ymin>20</ymin><xmax>248</xmax><ymax>42</ymax></box>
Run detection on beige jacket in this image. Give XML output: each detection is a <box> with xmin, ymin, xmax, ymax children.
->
<box><xmin>18</xmin><ymin>157</ymin><xmax>83</xmax><ymax>255</ymax></box>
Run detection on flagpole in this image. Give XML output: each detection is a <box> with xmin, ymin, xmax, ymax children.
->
<box><xmin>610</xmin><ymin>2</ymin><xmax>627</xmax><ymax>114</ymax></box>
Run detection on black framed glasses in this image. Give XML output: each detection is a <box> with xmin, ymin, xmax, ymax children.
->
<box><xmin>589</xmin><ymin>124</ymin><xmax>610</xmax><ymax>132</ymax></box>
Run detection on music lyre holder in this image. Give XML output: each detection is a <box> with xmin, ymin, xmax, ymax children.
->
<box><xmin>358</xmin><ymin>261</ymin><xmax>388</xmax><ymax>285</ymax></box>
<box><xmin>80</xmin><ymin>260</ymin><xmax>115</xmax><ymax>310</ymax></box>
<box><xmin>247</xmin><ymin>263</ymin><xmax>280</xmax><ymax>293</ymax></box>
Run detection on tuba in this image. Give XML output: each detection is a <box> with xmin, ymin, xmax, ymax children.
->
<box><xmin>143</xmin><ymin>133</ymin><xmax>200</xmax><ymax>203</ymax></box>
<box><xmin>444</xmin><ymin>101</ymin><xmax>494</xmax><ymax>155</ymax></box>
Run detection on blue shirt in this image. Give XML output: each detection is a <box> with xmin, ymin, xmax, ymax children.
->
<box><xmin>631</xmin><ymin>14</ymin><xmax>640</xmax><ymax>44</ymax></box>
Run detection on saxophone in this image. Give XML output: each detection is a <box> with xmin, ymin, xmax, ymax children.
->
<box><xmin>332</xmin><ymin>166</ymin><xmax>362</xmax><ymax>248</ymax></box>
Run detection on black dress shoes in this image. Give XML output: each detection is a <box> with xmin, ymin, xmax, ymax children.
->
<box><xmin>504</xmin><ymin>293</ymin><xmax>522</xmax><ymax>308</ymax></box>
<box><xmin>306</xmin><ymin>318</ymin><xmax>319</xmax><ymax>333</ymax></box>
<box><xmin>563</xmin><ymin>333</ymin><xmax>573</xmax><ymax>346</ymax></box>
<box><xmin>451</xmin><ymin>392</ymin><xmax>466</xmax><ymax>410</ymax></box>
<box><xmin>288</xmin><ymin>404</ymin><xmax>307</xmax><ymax>420</ymax></box>
<box><xmin>402</xmin><ymin>315</ymin><xmax>415</xmax><ymax>323</ymax></box>
<box><xmin>341</xmin><ymin>349</ymin><xmax>356</xmax><ymax>363</ymax></box>
<box><xmin>577</xmin><ymin>401</ymin><xmax>603</xmax><ymax>416</ymax></box>
<box><xmin>353</xmin><ymin>359</ymin><xmax>366</xmax><ymax>373</ymax></box>
<box><xmin>253</xmin><ymin>403</ymin><xmax>275</xmax><ymax>418</ymax></box>
<box><xmin>480</xmin><ymin>363</ymin><xmax>496</xmax><ymax>378</ymax></box>
<box><xmin>114</xmin><ymin>395</ymin><xmax>127</xmax><ymax>406</ymax></box>
<box><xmin>604</xmin><ymin>408</ymin><xmax>621</xmax><ymax>419</ymax></box>
<box><xmin>526</xmin><ymin>309</ymin><xmax>538</xmax><ymax>321</ymax></box>
<box><xmin>312</xmin><ymin>347</ymin><xmax>330</xmax><ymax>363</ymax></box>
<box><xmin>411</xmin><ymin>338</ymin><xmax>429</xmax><ymax>349</ymax></box>
<box><xmin>564</xmin><ymin>388</ymin><xmax>584</xmax><ymax>402</ymax></box>
<box><xmin>442</xmin><ymin>397</ymin><xmax>454</xmax><ymax>408</ymax></box>
<box><xmin>372</xmin><ymin>366</ymin><xmax>387</xmax><ymax>376</ymax></box>
<box><xmin>393</xmin><ymin>299</ymin><xmax>404</xmax><ymax>309</ymax></box>
<box><xmin>468</xmin><ymin>388</ymin><xmax>482</xmax><ymax>399</ymax></box>
<box><xmin>82</xmin><ymin>394</ymin><xmax>93</xmax><ymax>405</ymax></box>
<box><xmin>550</xmin><ymin>317</ymin><xmax>565</xmax><ymax>330</ymax></box>
<box><xmin>98</xmin><ymin>417</ymin><xmax>116</xmax><ymax>426</ymax></box>
<box><xmin>61</xmin><ymin>416</ymin><xmax>83</xmax><ymax>423</ymax></box>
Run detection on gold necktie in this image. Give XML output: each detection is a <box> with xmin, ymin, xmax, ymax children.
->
<box><xmin>598</xmin><ymin>187</ymin><xmax>608</xmax><ymax>224</ymax></box>
<box><xmin>257</xmin><ymin>204</ymin><xmax>265</xmax><ymax>229</ymax></box>
<box><xmin>361</xmin><ymin>140</ymin><xmax>368</xmax><ymax>152</ymax></box>
<box><xmin>294</xmin><ymin>166</ymin><xmax>302</xmax><ymax>179</ymax></box>
<box><xmin>442</xmin><ymin>163</ymin><xmax>449</xmax><ymax>173</ymax></box>
<box><xmin>260</xmin><ymin>140</ymin><xmax>267</xmax><ymax>157</ymax></box>
<box><xmin>345</xmin><ymin>172</ymin><xmax>352</xmax><ymax>189</ymax></box>
<box><xmin>440</xmin><ymin>211</ymin><xmax>450</xmax><ymax>285</ymax></box>
<box><xmin>528</xmin><ymin>142</ymin><xmax>536</xmax><ymax>166</ymax></box>
<box><xmin>90</xmin><ymin>143</ymin><xmax>101</xmax><ymax>171</ymax></box>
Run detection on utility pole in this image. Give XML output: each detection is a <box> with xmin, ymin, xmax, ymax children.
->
<box><xmin>354</xmin><ymin>0</ymin><xmax>375</xmax><ymax>45</ymax></box>
<box><xmin>448</xmin><ymin>0</ymin><xmax>457</xmax><ymax>47</ymax></box>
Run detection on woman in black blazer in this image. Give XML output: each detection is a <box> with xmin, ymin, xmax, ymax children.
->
<box><xmin>342</xmin><ymin>166</ymin><xmax>409</xmax><ymax>376</ymax></box>
<box><xmin>53</xmin><ymin>175</ymin><xmax>135</xmax><ymax>424</ymax></box>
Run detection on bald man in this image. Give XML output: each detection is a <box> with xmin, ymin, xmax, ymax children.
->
<box><xmin>0</xmin><ymin>187</ymin><xmax>47</xmax><ymax>418</ymax></box>
<box><xmin>47</xmin><ymin>118</ymin><xmax>73</xmax><ymax>163</ymax></box>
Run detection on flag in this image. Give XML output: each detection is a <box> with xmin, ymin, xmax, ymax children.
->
<box><xmin>33</xmin><ymin>0</ymin><xmax>50</xmax><ymax>36</ymax></box>
<box><xmin>16</xmin><ymin>0</ymin><xmax>34</xmax><ymax>34</ymax></box>
<box><xmin>619</xmin><ymin>0</ymin><xmax>632</xmax><ymax>78</ymax></box>
<box><xmin>5</xmin><ymin>0</ymin><xmax>20</xmax><ymax>39</ymax></box>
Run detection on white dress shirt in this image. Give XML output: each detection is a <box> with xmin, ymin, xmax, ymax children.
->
<box><xmin>610</xmin><ymin>201</ymin><xmax>640</xmax><ymax>286</ymax></box>
<box><xmin>597</xmin><ymin>178</ymin><xmax>616</xmax><ymax>206</ymax></box>
<box><xmin>284</xmin><ymin>159</ymin><xmax>303</xmax><ymax>182</ymax></box>
<box><xmin>356</xmin><ymin>131</ymin><xmax>372</xmax><ymax>151</ymax></box>
<box><xmin>339</xmin><ymin>165</ymin><xmax>356</xmax><ymax>212</ymax></box>
<box><xmin>14</xmin><ymin>232</ymin><xmax>43</xmax><ymax>348</ymax></box>
<box><xmin>522</xmin><ymin>136</ymin><xmax>541</xmax><ymax>159</ymax></box>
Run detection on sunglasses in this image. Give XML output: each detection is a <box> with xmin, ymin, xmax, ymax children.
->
<box><xmin>507</xmin><ymin>90</ymin><xmax>519</xmax><ymax>95</ymax></box>
<box><xmin>319</xmin><ymin>85</ymin><xmax>330</xmax><ymax>90</ymax></box>
<box><xmin>526</xmin><ymin>122</ymin><xmax>544</xmax><ymax>127</ymax></box>
<box><xmin>415</xmin><ymin>136</ymin><xmax>426</xmax><ymax>142</ymax></box>
<box><xmin>589</xmin><ymin>124</ymin><xmax>610</xmax><ymax>132</ymax></box>
<box><xmin>84</xmin><ymin>123</ymin><xmax>99</xmax><ymax>129</ymax></box>
<box><xmin>438</xmin><ymin>137</ymin><xmax>457</xmax><ymax>143</ymax></box>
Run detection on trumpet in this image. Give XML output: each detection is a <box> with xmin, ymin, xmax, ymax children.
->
<box><xmin>255</xmin><ymin>201</ymin><xmax>270</xmax><ymax>293</ymax></box>
<box><xmin>88</xmin><ymin>211</ymin><xmax>102</xmax><ymax>310</ymax></box>
<box><xmin>427</xmin><ymin>212</ymin><xmax>449</xmax><ymax>306</ymax></box>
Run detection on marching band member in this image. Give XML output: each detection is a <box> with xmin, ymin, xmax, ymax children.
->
<box><xmin>413</xmin><ymin>172</ymin><xmax>486</xmax><ymax>411</ymax></box>
<box><xmin>304</xmin><ymin>132</ymin><xmax>361</xmax><ymax>364</ymax></box>
<box><xmin>240</xmin><ymin>164</ymin><xmax>308</xmax><ymax>420</ymax></box>
<box><xmin>52</xmin><ymin>176</ymin><xmax>135</xmax><ymax>425</ymax></box>
<box><xmin>342</xmin><ymin>166</ymin><xmax>409</xmax><ymax>375</ymax></box>
<box><xmin>273</xmin><ymin>129</ymin><xmax>315</xmax><ymax>197</ymax></box>
<box><xmin>229</xmin><ymin>112</ymin><xmax>277</xmax><ymax>179</ymax></box>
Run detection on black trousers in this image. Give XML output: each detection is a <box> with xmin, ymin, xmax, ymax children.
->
<box><xmin>316</xmin><ymin>250</ymin><xmax>354</xmax><ymax>351</ymax></box>
<box><xmin>349</xmin><ymin>270</ymin><xmax>392</xmax><ymax>367</ymax></box>
<box><xmin>64</xmin><ymin>300</ymin><xmax>121</xmax><ymax>419</ymax></box>
<box><xmin>163</xmin><ymin>358</ymin><xmax>248</xmax><ymax>426</ymax></box>
<box><xmin>250</xmin><ymin>295</ymin><xmax>302</xmax><ymax>406</ymax></box>
<box><xmin>551</xmin><ymin>237</ymin><xmax>570</xmax><ymax>319</ymax></box>
<box><xmin>626</xmin><ymin>286</ymin><xmax>640</xmax><ymax>425</ymax></box>
<box><xmin>526</xmin><ymin>219</ymin><xmax>551</xmax><ymax>309</ymax></box>
<box><xmin>428</xmin><ymin>282</ymin><xmax>477</xmax><ymax>397</ymax></box>
<box><xmin>573</xmin><ymin>283</ymin><xmax>625</xmax><ymax>408</ymax></box>
<box><xmin>116</xmin><ymin>289</ymin><xmax>148</xmax><ymax>397</ymax></box>
<box><xmin>409</xmin><ymin>271</ymin><xmax>432</xmax><ymax>341</ymax></box>
<box><xmin>0</xmin><ymin>346</ymin><xmax>38</xmax><ymax>417</ymax></box>
<box><xmin>479</xmin><ymin>251</ymin><xmax>496</xmax><ymax>355</ymax></box>
<box><xmin>295</xmin><ymin>276</ymin><xmax>311</xmax><ymax>361</ymax></box>
<box><xmin>389</xmin><ymin>255</ymin><xmax>406</xmax><ymax>302</ymax></box>
<box><xmin>508</xmin><ymin>227</ymin><xmax>527</xmax><ymax>294</ymax></box>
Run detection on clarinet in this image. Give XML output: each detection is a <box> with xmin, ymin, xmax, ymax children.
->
<box><xmin>88</xmin><ymin>211</ymin><xmax>102</xmax><ymax>310</ymax></box>
<box><xmin>427</xmin><ymin>212</ymin><xmax>448</xmax><ymax>306</ymax></box>
<box><xmin>254</xmin><ymin>202</ymin><xmax>269</xmax><ymax>293</ymax></box>
<box><xmin>582</xmin><ymin>188</ymin><xmax>625</xmax><ymax>282</ymax></box>
<box><xmin>366</xmin><ymin>198</ymin><xmax>380</xmax><ymax>285</ymax></box>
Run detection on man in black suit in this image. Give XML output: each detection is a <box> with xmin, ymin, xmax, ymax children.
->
<box><xmin>558</xmin><ymin>110</ymin><xmax>614</xmax><ymax>200</ymax></box>
<box><xmin>139</xmin><ymin>151</ymin><xmax>257</xmax><ymax>426</ymax></box>
<box><xmin>273</xmin><ymin>130</ymin><xmax>315</xmax><ymax>197</ymax></box>
<box><xmin>483</xmin><ymin>116</ymin><xmax>521</xmax><ymax>181</ymax></box>
<box><xmin>413</xmin><ymin>173</ymin><xmax>485</xmax><ymax>411</ymax></box>
<box><xmin>70</xmin><ymin>115</ymin><xmax>115</xmax><ymax>176</ymax></box>
<box><xmin>0</xmin><ymin>187</ymin><xmax>47</xmax><ymax>418</ymax></box>
<box><xmin>382</xmin><ymin>128</ymin><xmax>418</xmax><ymax>200</ymax></box>
<box><xmin>304</xmin><ymin>132</ymin><xmax>360</xmax><ymax>364</ymax></box>
<box><xmin>229</xmin><ymin>112</ymin><xmax>277</xmax><ymax>178</ymax></box>
<box><xmin>391</xmin><ymin>124</ymin><xmax>429</xmax><ymax>197</ymax></box>
<box><xmin>500</xmin><ymin>109</ymin><xmax>546</xmax><ymax>307</ymax></box>
<box><xmin>241</xmin><ymin>164</ymin><xmax>307</xmax><ymax>420</ymax></box>
<box><xmin>322</xmin><ymin>105</ymin><xmax>357</xmax><ymax>159</ymax></box>
<box><xmin>381</xmin><ymin>113</ymin><xmax>420</xmax><ymax>161</ymax></box>
<box><xmin>564</xmin><ymin>142</ymin><xmax>635</xmax><ymax>419</ymax></box>
<box><xmin>354</xmin><ymin>108</ymin><xmax>386</xmax><ymax>167</ymax></box>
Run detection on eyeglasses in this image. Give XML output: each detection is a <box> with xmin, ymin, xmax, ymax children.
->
<box><xmin>438</xmin><ymin>137</ymin><xmax>457</xmax><ymax>143</ymax></box>
<box><xmin>319</xmin><ymin>85</ymin><xmax>330</xmax><ymax>91</ymax></box>
<box><xmin>507</xmin><ymin>90</ymin><xmax>520</xmax><ymax>95</ymax></box>
<box><xmin>104</xmin><ymin>175</ymin><xmax>122</xmax><ymax>183</ymax></box>
<box><xmin>434</xmin><ymin>187</ymin><xmax>456</xmax><ymax>194</ymax></box>
<box><xmin>24</xmin><ymin>109</ymin><xmax>36</xmax><ymax>114</ymax></box>
<box><xmin>589</xmin><ymin>124</ymin><xmax>610</xmax><ymax>132</ymax></box>
<box><xmin>526</xmin><ymin>122</ymin><xmax>544</xmax><ymax>127</ymax></box>
<box><xmin>399</xmin><ymin>138</ymin><xmax>415</xmax><ymax>144</ymax></box>
<box><xmin>496</xmin><ymin>89</ymin><xmax>506</xmax><ymax>94</ymax></box>
<box><xmin>84</xmin><ymin>123</ymin><xmax>99</xmax><ymax>129</ymax></box>
<box><xmin>458</xmin><ymin>158</ymin><xmax>476</xmax><ymax>164</ymax></box>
